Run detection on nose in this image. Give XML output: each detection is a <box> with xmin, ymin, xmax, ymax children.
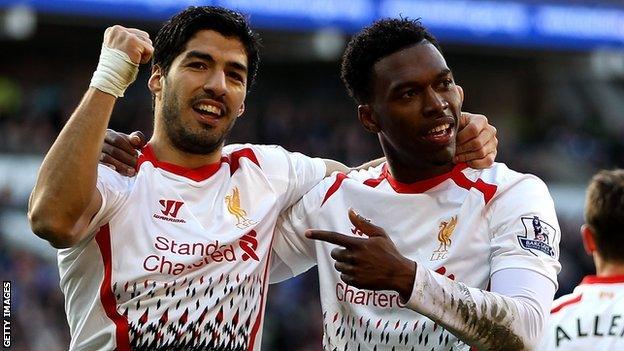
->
<box><xmin>202</xmin><ymin>70</ymin><xmax>227</xmax><ymax>98</ymax></box>
<box><xmin>422</xmin><ymin>87</ymin><xmax>449</xmax><ymax>118</ymax></box>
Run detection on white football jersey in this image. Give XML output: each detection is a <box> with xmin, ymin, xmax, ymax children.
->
<box><xmin>273</xmin><ymin>162</ymin><xmax>561</xmax><ymax>351</ymax></box>
<box><xmin>538</xmin><ymin>275</ymin><xmax>624</xmax><ymax>350</ymax></box>
<box><xmin>57</xmin><ymin>144</ymin><xmax>325</xmax><ymax>351</ymax></box>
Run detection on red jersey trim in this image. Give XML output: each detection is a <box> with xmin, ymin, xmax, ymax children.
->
<box><xmin>137</xmin><ymin>144</ymin><xmax>260</xmax><ymax>181</ymax></box>
<box><xmin>383</xmin><ymin>163</ymin><xmax>468</xmax><ymax>194</ymax></box>
<box><xmin>320</xmin><ymin>163</ymin><xmax>476</xmax><ymax>206</ymax></box>
<box><xmin>95</xmin><ymin>224</ymin><xmax>131</xmax><ymax>351</ymax></box>
<box><xmin>321</xmin><ymin>173</ymin><xmax>348</xmax><ymax>206</ymax></box>
<box><xmin>551</xmin><ymin>294</ymin><xmax>583</xmax><ymax>314</ymax></box>
<box><xmin>226</xmin><ymin>148</ymin><xmax>261</xmax><ymax>175</ymax></box>
<box><xmin>581</xmin><ymin>275</ymin><xmax>624</xmax><ymax>285</ymax></box>
<box><xmin>450</xmin><ymin>165</ymin><xmax>498</xmax><ymax>204</ymax></box>
<box><xmin>247</xmin><ymin>236</ymin><xmax>274</xmax><ymax>351</ymax></box>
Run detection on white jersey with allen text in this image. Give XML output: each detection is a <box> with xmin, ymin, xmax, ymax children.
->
<box><xmin>538</xmin><ymin>275</ymin><xmax>624</xmax><ymax>350</ymax></box>
<box><xmin>273</xmin><ymin>162</ymin><xmax>561</xmax><ymax>351</ymax></box>
<box><xmin>57</xmin><ymin>144</ymin><xmax>325</xmax><ymax>351</ymax></box>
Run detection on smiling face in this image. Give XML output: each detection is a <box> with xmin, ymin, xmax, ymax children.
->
<box><xmin>149</xmin><ymin>29</ymin><xmax>248</xmax><ymax>155</ymax></box>
<box><xmin>360</xmin><ymin>41</ymin><xmax>464</xmax><ymax>169</ymax></box>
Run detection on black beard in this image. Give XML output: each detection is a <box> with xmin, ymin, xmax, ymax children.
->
<box><xmin>161</xmin><ymin>89</ymin><xmax>233</xmax><ymax>155</ymax></box>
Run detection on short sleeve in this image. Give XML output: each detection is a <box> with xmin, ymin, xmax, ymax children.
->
<box><xmin>279</xmin><ymin>149</ymin><xmax>326</xmax><ymax>208</ymax></box>
<box><xmin>488</xmin><ymin>175</ymin><xmax>561</xmax><ymax>288</ymax></box>
<box><xmin>272</xmin><ymin>183</ymin><xmax>327</xmax><ymax>278</ymax></box>
<box><xmin>236</xmin><ymin>144</ymin><xmax>326</xmax><ymax>209</ymax></box>
<box><xmin>83</xmin><ymin>164</ymin><xmax>134</xmax><ymax>237</ymax></box>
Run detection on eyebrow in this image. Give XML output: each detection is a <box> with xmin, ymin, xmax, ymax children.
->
<box><xmin>437</xmin><ymin>68</ymin><xmax>452</xmax><ymax>78</ymax></box>
<box><xmin>390</xmin><ymin>68</ymin><xmax>453</xmax><ymax>93</ymax></box>
<box><xmin>184</xmin><ymin>50</ymin><xmax>248</xmax><ymax>73</ymax></box>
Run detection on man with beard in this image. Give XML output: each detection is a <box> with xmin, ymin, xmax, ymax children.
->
<box><xmin>270</xmin><ymin>19</ymin><xmax>561</xmax><ymax>350</ymax></box>
<box><xmin>28</xmin><ymin>7</ymin><xmax>328</xmax><ymax>350</ymax></box>
<box><xmin>28</xmin><ymin>6</ymin><xmax>497</xmax><ymax>351</ymax></box>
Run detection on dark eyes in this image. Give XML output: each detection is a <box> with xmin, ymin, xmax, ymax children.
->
<box><xmin>441</xmin><ymin>79</ymin><xmax>454</xmax><ymax>89</ymax></box>
<box><xmin>227</xmin><ymin>72</ymin><xmax>244</xmax><ymax>83</ymax></box>
<box><xmin>401</xmin><ymin>89</ymin><xmax>418</xmax><ymax>100</ymax></box>
<box><xmin>188</xmin><ymin>62</ymin><xmax>245</xmax><ymax>83</ymax></box>
<box><xmin>188</xmin><ymin>62</ymin><xmax>207</xmax><ymax>70</ymax></box>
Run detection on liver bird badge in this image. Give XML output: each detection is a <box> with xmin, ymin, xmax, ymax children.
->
<box><xmin>430</xmin><ymin>215</ymin><xmax>458</xmax><ymax>261</ymax></box>
<box><xmin>225</xmin><ymin>187</ymin><xmax>255</xmax><ymax>229</ymax></box>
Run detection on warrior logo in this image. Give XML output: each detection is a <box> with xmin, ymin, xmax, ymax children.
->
<box><xmin>517</xmin><ymin>216</ymin><xmax>556</xmax><ymax>257</ymax></box>
<box><xmin>154</xmin><ymin>199</ymin><xmax>186</xmax><ymax>223</ymax></box>
<box><xmin>225</xmin><ymin>187</ymin><xmax>255</xmax><ymax>229</ymax></box>
<box><xmin>430</xmin><ymin>216</ymin><xmax>458</xmax><ymax>261</ymax></box>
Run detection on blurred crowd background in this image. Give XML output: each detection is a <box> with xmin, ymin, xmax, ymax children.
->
<box><xmin>1</xmin><ymin>0</ymin><xmax>624</xmax><ymax>350</ymax></box>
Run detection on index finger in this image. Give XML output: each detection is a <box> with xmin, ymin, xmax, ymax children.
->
<box><xmin>305</xmin><ymin>230</ymin><xmax>363</xmax><ymax>248</ymax></box>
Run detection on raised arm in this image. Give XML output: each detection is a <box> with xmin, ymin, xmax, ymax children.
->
<box><xmin>28</xmin><ymin>26</ymin><xmax>152</xmax><ymax>248</ymax></box>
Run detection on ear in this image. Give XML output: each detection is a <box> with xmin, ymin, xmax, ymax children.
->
<box><xmin>148</xmin><ymin>65</ymin><xmax>164</xmax><ymax>98</ymax></box>
<box><xmin>581</xmin><ymin>224</ymin><xmax>597</xmax><ymax>256</ymax></box>
<box><xmin>237</xmin><ymin>102</ymin><xmax>245</xmax><ymax>117</ymax></box>
<box><xmin>358</xmin><ymin>104</ymin><xmax>380</xmax><ymax>133</ymax></box>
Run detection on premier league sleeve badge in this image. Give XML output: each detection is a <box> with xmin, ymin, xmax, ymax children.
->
<box><xmin>517</xmin><ymin>216</ymin><xmax>556</xmax><ymax>257</ymax></box>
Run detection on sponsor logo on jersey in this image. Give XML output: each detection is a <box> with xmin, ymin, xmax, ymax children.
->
<box><xmin>225</xmin><ymin>187</ymin><xmax>256</xmax><ymax>229</ymax></box>
<box><xmin>142</xmin><ymin>231</ymin><xmax>262</xmax><ymax>275</ymax></box>
<box><xmin>154</xmin><ymin>199</ymin><xmax>186</xmax><ymax>223</ymax></box>
<box><xmin>430</xmin><ymin>216</ymin><xmax>458</xmax><ymax>261</ymax></box>
<box><xmin>517</xmin><ymin>216</ymin><xmax>556</xmax><ymax>257</ymax></box>
<box><xmin>239</xmin><ymin>230</ymin><xmax>259</xmax><ymax>261</ymax></box>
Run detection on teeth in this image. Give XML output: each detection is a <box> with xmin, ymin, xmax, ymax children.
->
<box><xmin>196</xmin><ymin>104</ymin><xmax>221</xmax><ymax>115</ymax></box>
<box><xmin>428</xmin><ymin>123</ymin><xmax>449</xmax><ymax>134</ymax></box>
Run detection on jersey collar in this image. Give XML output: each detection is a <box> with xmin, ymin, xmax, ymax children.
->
<box><xmin>382</xmin><ymin>163</ymin><xmax>468</xmax><ymax>194</ymax></box>
<box><xmin>137</xmin><ymin>144</ymin><xmax>225</xmax><ymax>182</ymax></box>
<box><xmin>581</xmin><ymin>275</ymin><xmax>624</xmax><ymax>285</ymax></box>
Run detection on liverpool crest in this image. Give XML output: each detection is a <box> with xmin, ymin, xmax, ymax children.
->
<box><xmin>225</xmin><ymin>187</ymin><xmax>255</xmax><ymax>229</ymax></box>
<box><xmin>430</xmin><ymin>216</ymin><xmax>458</xmax><ymax>261</ymax></box>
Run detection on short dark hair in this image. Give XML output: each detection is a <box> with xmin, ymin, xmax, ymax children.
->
<box><xmin>153</xmin><ymin>6</ymin><xmax>261</xmax><ymax>91</ymax></box>
<box><xmin>585</xmin><ymin>169</ymin><xmax>624</xmax><ymax>262</ymax></box>
<box><xmin>340</xmin><ymin>18</ymin><xmax>441</xmax><ymax>104</ymax></box>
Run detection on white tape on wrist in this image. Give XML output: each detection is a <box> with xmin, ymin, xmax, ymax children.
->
<box><xmin>89</xmin><ymin>46</ymin><xmax>139</xmax><ymax>98</ymax></box>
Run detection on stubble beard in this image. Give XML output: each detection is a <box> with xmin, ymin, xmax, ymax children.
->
<box><xmin>161</xmin><ymin>87</ymin><xmax>235</xmax><ymax>156</ymax></box>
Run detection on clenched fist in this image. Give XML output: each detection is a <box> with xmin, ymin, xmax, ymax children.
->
<box><xmin>91</xmin><ymin>25</ymin><xmax>153</xmax><ymax>97</ymax></box>
<box><xmin>103</xmin><ymin>25</ymin><xmax>154</xmax><ymax>64</ymax></box>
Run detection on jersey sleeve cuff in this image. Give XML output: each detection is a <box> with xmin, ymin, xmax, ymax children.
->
<box><xmin>403</xmin><ymin>264</ymin><xmax>434</xmax><ymax>309</ymax></box>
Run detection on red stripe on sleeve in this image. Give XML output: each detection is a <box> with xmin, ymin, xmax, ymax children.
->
<box><xmin>95</xmin><ymin>224</ymin><xmax>131</xmax><ymax>351</ymax></box>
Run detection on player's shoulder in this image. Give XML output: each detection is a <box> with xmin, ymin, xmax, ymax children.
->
<box><xmin>465</xmin><ymin>162</ymin><xmax>547</xmax><ymax>188</ymax></box>
<box><xmin>97</xmin><ymin>163</ymin><xmax>136</xmax><ymax>192</ymax></box>
<box><xmin>550</xmin><ymin>289</ymin><xmax>584</xmax><ymax>316</ymax></box>
<box><xmin>465</xmin><ymin>162</ymin><xmax>550</xmax><ymax>202</ymax></box>
<box><xmin>222</xmin><ymin>143</ymin><xmax>306</xmax><ymax>168</ymax></box>
<box><xmin>300</xmin><ymin>164</ymin><xmax>385</xmax><ymax>208</ymax></box>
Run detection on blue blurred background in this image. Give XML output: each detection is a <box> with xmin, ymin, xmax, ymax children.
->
<box><xmin>1</xmin><ymin>0</ymin><xmax>624</xmax><ymax>349</ymax></box>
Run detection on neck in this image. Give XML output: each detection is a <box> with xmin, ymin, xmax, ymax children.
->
<box><xmin>149</xmin><ymin>133</ymin><xmax>223</xmax><ymax>169</ymax></box>
<box><xmin>595</xmin><ymin>255</ymin><xmax>624</xmax><ymax>277</ymax></box>
<box><xmin>381</xmin><ymin>143</ymin><xmax>455</xmax><ymax>183</ymax></box>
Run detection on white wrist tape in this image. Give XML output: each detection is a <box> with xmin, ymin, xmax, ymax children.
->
<box><xmin>89</xmin><ymin>46</ymin><xmax>139</xmax><ymax>98</ymax></box>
